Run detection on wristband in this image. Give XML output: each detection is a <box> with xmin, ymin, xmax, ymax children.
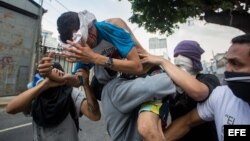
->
<box><xmin>104</xmin><ymin>57</ymin><xmax>113</xmax><ymax>69</ymax></box>
<box><xmin>78</xmin><ymin>75</ymin><xmax>84</xmax><ymax>86</ymax></box>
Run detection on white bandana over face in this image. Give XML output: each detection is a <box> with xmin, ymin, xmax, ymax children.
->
<box><xmin>77</xmin><ymin>10</ymin><xmax>96</xmax><ymax>43</ymax></box>
<box><xmin>174</xmin><ymin>55</ymin><xmax>197</xmax><ymax>94</ymax></box>
<box><xmin>58</xmin><ymin>10</ymin><xmax>96</xmax><ymax>49</ymax></box>
<box><xmin>174</xmin><ymin>55</ymin><xmax>197</xmax><ymax>76</ymax></box>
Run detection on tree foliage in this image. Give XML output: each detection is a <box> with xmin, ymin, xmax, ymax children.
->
<box><xmin>124</xmin><ymin>0</ymin><xmax>250</xmax><ymax>35</ymax></box>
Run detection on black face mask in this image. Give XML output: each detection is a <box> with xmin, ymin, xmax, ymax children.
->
<box><xmin>224</xmin><ymin>71</ymin><xmax>250</xmax><ymax>105</ymax></box>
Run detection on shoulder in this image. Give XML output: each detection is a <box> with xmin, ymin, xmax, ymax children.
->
<box><xmin>197</xmin><ymin>73</ymin><xmax>221</xmax><ymax>93</ymax></box>
<box><xmin>211</xmin><ymin>85</ymin><xmax>227</xmax><ymax>94</ymax></box>
<box><xmin>105</xmin><ymin>18</ymin><xmax>125</xmax><ymax>25</ymax></box>
<box><xmin>71</xmin><ymin>88</ymin><xmax>85</xmax><ymax>101</ymax></box>
<box><xmin>208</xmin><ymin>85</ymin><xmax>229</xmax><ymax>101</ymax></box>
<box><xmin>198</xmin><ymin>85</ymin><xmax>228</xmax><ymax>107</ymax></box>
<box><xmin>71</xmin><ymin>87</ymin><xmax>82</xmax><ymax>94</ymax></box>
<box><xmin>197</xmin><ymin>73</ymin><xmax>220</xmax><ymax>82</ymax></box>
<box><xmin>71</xmin><ymin>88</ymin><xmax>85</xmax><ymax>116</ymax></box>
<box><xmin>104</xmin><ymin>18</ymin><xmax>128</xmax><ymax>29</ymax></box>
<box><xmin>209</xmin><ymin>85</ymin><xmax>247</xmax><ymax>111</ymax></box>
<box><xmin>197</xmin><ymin>85</ymin><xmax>229</xmax><ymax>120</ymax></box>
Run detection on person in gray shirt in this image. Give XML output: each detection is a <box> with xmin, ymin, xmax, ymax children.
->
<box><xmin>100</xmin><ymin>73</ymin><xmax>176</xmax><ymax>141</ymax></box>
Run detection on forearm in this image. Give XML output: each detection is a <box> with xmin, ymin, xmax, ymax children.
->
<box><xmin>82</xmin><ymin>84</ymin><xmax>101</xmax><ymax>121</ymax></box>
<box><xmin>160</xmin><ymin>60</ymin><xmax>209</xmax><ymax>101</ymax></box>
<box><xmin>164</xmin><ymin>109</ymin><xmax>203</xmax><ymax>140</ymax></box>
<box><xmin>112</xmin><ymin>58</ymin><xmax>142</xmax><ymax>74</ymax></box>
<box><xmin>6</xmin><ymin>81</ymin><xmax>47</xmax><ymax>114</ymax></box>
<box><xmin>164</xmin><ymin>117</ymin><xmax>192</xmax><ymax>140</ymax></box>
<box><xmin>94</xmin><ymin>53</ymin><xmax>143</xmax><ymax>75</ymax></box>
<box><xmin>64</xmin><ymin>74</ymin><xmax>80</xmax><ymax>87</ymax></box>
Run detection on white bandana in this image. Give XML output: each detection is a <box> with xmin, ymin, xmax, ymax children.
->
<box><xmin>77</xmin><ymin>10</ymin><xmax>96</xmax><ymax>43</ymax></box>
<box><xmin>174</xmin><ymin>55</ymin><xmax>197</xmax><ymax>76</ymax></box>
<box><xmin>174</xmin><ymin>55</ymin><xmax>197</xmax><ymax>94</ymax></box>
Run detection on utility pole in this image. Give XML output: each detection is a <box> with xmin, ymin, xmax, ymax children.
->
<box><xmin>29</xmin><ymin>0</ymin><xmax>44</xmax><ymax>82</ymax></box>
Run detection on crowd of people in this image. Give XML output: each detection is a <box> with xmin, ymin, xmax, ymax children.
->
<box><xmin>6</xmin><ymin>10</ymin><xmax>250</xmax><ymax>141</ymax></box>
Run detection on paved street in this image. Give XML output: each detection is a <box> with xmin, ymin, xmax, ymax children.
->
<box><xmin>0</xmin><ymin>109</ymin><xmax>110</xmax><ymax>141</ymax></box>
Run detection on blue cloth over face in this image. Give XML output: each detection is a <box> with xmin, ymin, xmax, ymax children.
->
<box><xmin>174</xmin><ymin>40</ymin><xmax>204</xmax><ymax>72</ymax></box>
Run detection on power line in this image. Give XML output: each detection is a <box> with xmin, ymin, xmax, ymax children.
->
<box><xmin>43</xmin><ymin>17</ymin><xmax>56</xmax><ymax>27</ymax></box>
<box><xmin>54</xmin><ymin>0</ymin><xmax>70</xmax><ymax>11</ymax></box>
<box><xmin>44</xmin><ymin>0</ymin><xmax>62</xmax><ymax>14</ymax></box>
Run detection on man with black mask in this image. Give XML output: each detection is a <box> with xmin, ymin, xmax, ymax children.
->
<box><xmin>164</xmin><ymin>33</ymin><xmax>250</xmax><ymax>141</ymax></box>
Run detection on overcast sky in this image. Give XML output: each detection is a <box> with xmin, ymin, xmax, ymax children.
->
<box><xmin>37</xmin><ymin>0</ymin><xmax>244</xmax><ymax>61</ymax></box>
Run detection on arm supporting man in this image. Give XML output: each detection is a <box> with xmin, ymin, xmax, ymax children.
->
<box><xmin>140</xmin><ymin>54</ymin><xmax>209</xmax><ymax>101</ymax></box>
<box><xmin>160</xmin><ymin>59</ymin><xmax>209</xmax><ymax>101</ymax></box>
<box><xmin>64</xmin><ymin>40</ymin><xmax>143</xmax><ymax>75</ymax></box>
<box><xmin>6</xmin><ymin>78</ymin><xmax>65</xmax><ymax>114</ymax></box>
<box><xmin>164</xmin><ymin>109</ymin><xmax>204</xmax><ymax>141</ymax></box>
<box><xmin>79</xmin><ymin>69</ymin><xmax>101</xmax><ymax>121</ymax></box>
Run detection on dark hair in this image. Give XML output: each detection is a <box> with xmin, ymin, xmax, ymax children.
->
<box><xmin>53</xmin><ymin>62</ymin><xmax>64</xmax><ymax>72</ymax></box>
<box><xmin>232</xmin><ymin>34</ymin><xmax>250</xmax><ymax>44</ymax></box>
<box><xmin>57</xmin><ymin>11</ymin><xmax>80</xmax><ymax>43</ymax></box>
<box><xmin>232</xmin><ymin>34</ymin><xmax>250</xmax><ymax>56</ymax></box>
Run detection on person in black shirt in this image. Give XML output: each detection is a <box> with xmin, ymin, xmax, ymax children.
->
<box><xmin>138</xmin><ymin>40</ymin><xmax>220</xmax><ymax>141</ymax></box>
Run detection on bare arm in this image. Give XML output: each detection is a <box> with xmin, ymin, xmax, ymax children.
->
<box><xmin>64</xmin><ymin>41</ymin><xmax>143</xmax><ymax>75</ymax></box>
<box><xmin>38</xmin><ymin>53</ymin><xmax>82</xmax><ymax>87</ymax></box>
<box><xmin>113</xmin><ymin>47</ymin><xmax>143</xmax><ymax>74</ymax></box>
<box><xmin>164</xmin><ymin>108</ymin><xmax>205</xmax><ymax>141</ymax></box>
<box><xmin>38</xmin><ymin>61</ymin><xmax>100</xmax><ymax>120</ymax></box>
<box><xmin>140</xmin><ymin>54</ymin><xmax>209</xmax><ymax>101</ymax></box>
<box><xmin>79</xmin><ymin>69</ymin><xmax>101</xmax><ymax>121</ymax></box>
<box><xmin>5</xmin><ymin>78</ymin><xmax>64</xmax><ymax>114</ymax></box>
<box><xmin>106</xmin><ymin>18</ymin><xmax>156</xmax><ymax>73</ymax></box>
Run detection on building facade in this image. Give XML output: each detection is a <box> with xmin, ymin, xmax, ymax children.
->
<box><xmin>202</xmin><ymin>52</ymin><xmax>227</xmax><ymax>84</ymax></box>
<box><xmin>0</xmin><ymin>0</ymin><xmax>44</xmax><ymax>96</ymax></box>
<box><xmin>41</xmin><ymin>29</ymin><xmax>58</xmax><ymax>48</ymax></box>
<box><xmin>148</xmin><ymin>37</ymin><xmax>169</xmax><ymax>58</ymax></box>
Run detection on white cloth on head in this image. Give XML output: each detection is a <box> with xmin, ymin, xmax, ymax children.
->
<box><xmin>174</xmin><ymin>55</ymin><xmax>197</xmax><ymax>93</ymax></box>
<box><xmin>174</xmin><ymin>55</ymin><xmax>197</xmax><ymax>76</ymax></box>
<box><xmin>78</xmin><ymin>10</ymin><xmax>96</xmax><ymax>43</ymax></box>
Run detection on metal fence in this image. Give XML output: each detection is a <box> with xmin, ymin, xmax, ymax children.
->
<box><xmin>40</xmin><ymin>45</ymin><xmax>75</xmax><ymax>74</ymax></box>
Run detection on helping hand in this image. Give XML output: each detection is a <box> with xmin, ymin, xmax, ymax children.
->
<box><xmin>44</xmin><ymin>77</ymin><xmax>66</xmax><ymax>89</ymax></box>
<box><xmin>38</xmin><ymin>52</ymin><xmax>54</xmax><ymax>77</ymax></box>
<box><xmin>62</xmin><ymin>40</ymin><xmax>98</xmax><ymax>64</ymax></box>
<box><xmin>77</xmin><ymin>68</ymin><xmax>90</xmax><ymax>85</ymax></box>
<box><xmin>139</xmin><ymin>53</ymin><xmax>165</xmax><ymax>65</ymax></box>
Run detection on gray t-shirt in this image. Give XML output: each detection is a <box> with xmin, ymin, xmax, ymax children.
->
<box><xmin>101</xmin><ymin>73</ymin><xmax>176</xmax><ymax>141</ymax></box>
<box><xmin>32</xmin><ymin>88</ymin><xmax>85</xmax><ymax>141</ymax></box>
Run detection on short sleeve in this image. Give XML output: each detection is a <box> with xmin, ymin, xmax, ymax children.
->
<box><xmin>71</xmin><ymin>88</ymin><xmax>85</xmax><ymax>117</ymax></box>
<box><xmin>197</xmin><ymin>74</ymin><xmax>220</xmax><ymax>101</ymax></box>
